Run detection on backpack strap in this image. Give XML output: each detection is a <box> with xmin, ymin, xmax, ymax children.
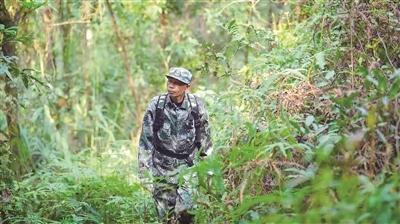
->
<box><xmin>153</xmin><ymin>94</ymin><xmax>167</xmax><ymax>133</ymax></box>
<box><xmin>187</xmin><ymin>93</ymin><xmax>202</xmax><ymax>146</ymax></box>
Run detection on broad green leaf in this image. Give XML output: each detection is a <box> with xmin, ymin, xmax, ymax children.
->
<box><xmin>378</xmin><ymin>76</ymin><xmax>387</xmax><ymax>92</ymax></box>
<box><xmin>325</xmin><ymin>70</ymin><xmax>334</xmax><ymax>80</ymax></box>
<box><xmin>22</xmin><ymin>72</ymin><xmax>29</xmax><ymax>88</ymax></box>
<box><xmin>316</xmin><ymin>81</ymin><xmax>329</xmax><ymax>87</ymax></box>
<box><xmin>315</xmin><ymin>51</ymin><xmax>326</xmax><ymax>69</ymax></box>
<box><xmin>12</xmin><ymin>66</ymin><xmax>20</xmax><ymax>77</ymax></box>
<box><xmin>305</xmin><ymin>115</ymin><xmax>314</xmax><ymax>127</ymax></box>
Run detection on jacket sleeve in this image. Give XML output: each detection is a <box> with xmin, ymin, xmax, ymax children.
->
<box><xmin>197</xmin><ymin>97</ymin><xmax>213</xmax><ymax>157</ymax></box>
<box><xmin>138</xmin><ymin>98</ymin><xmax>157</xmax><ymax>180</ymax></box>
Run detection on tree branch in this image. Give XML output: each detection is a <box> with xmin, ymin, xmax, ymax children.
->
<box><xmin>105</xmin><ymin>0</ymin><xmax>142</xmax><ymax>135</ymax></box>
<box><xmin>51</xmin><ymin>20</ymin><xmax>90</xmax><ymax>27</ymax></box>
<box><xmin>0</xmin><ymin>0</ymin><xmax>12</xmax><ymax>27</ymax></box>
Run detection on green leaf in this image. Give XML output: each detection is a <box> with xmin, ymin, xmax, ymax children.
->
<box><xmin>12</xmin><ymin>66</ymin><xmax>20</xmax><ymax>77</ymax></box>
<box><xmin>22</xmin><ymin>72</ymin><xmax>29</xmax><ymax>88</ymax></box>
<box><xmin>316</xmin><ymin>81</ymin><xmax>329</xmax><ymax>87</ymax></box>
<box><xmin>0</xmin><ymin>63</ymin><xmax>12</xmax><ymax>80</ymax></box>
<box><xmin>378</xmin><ymin>76</ymin><xmax>387</xmax><ymax>92</ymax></box>
<box><xmin>357</xmin><ymin>66</ymin><xmax>369</xmax><ymax>77</ymax></box>
<box><xmin>366</xmin><ymin>75</ymin><xmax>378</xmax><ymax>86</ymax></box>
<box><xmin>382</xmin><ymin>96</ymin><xmax>389</xmax><ymax>106</ymax></box>
<box><xmin>234</xmin><ymin>194</ymin><xmax>281</xmax><ymax>216</ymax></box>
<box><xmin>388</xmin><ymin>77</ymin><xmax>400</xmax><ymax>99</ymax></box>
<box><xmin>16</xmin><ymin>36</ymin><xmax>34</xmax><ymax>47</ymax></box>
<box><xmin>376</xmin><ymin>130</ymin><xmax>387</xmax><ymax>144</ymax></box>
<box><xmin>289</xmin><ymin>120</ymin><xmax>301</xmax><ymax>131</ymax></box>
<box><xmin>227</xmin><ymin>20</ymin><xmax>237</xmax><ymax>35</ymax></box>
<box><xmin>0</xmin><ymin>111</ymin><xmax>7</xmax><ymax>131</ymax></box>
<box><xmin>19</xmin><ymin>0</ymin><xmax>47</xmax><ymax>9</ymax></box>
<box><xmin>333</xmin><ymin>48</ymin><xmax>343</xmax><ymax>66</ymax></box>
<box><xmin>357</xmin><ymin>213</ymin><xmax>372</xmax><ymax>223</ymax></box>
<box><xmin>4</xmin><ymin>67</ymin><xmax>13</xmax><ymax>80</ymax></box>
<box><xmin>28</xmin><ymin>74</ymin><xmax>46</xmax><ymax>86</ymax></box>
<box><xmin>249</xmin><ymin>210</ymin><xmax>260</xmax><ymax>221</ymax></box>
<box><xmin>315</xmin><ymin>51</ymin><xmax>326</xmax><ymax>69</ymax></box>
<box><xmin>325</xmin><ymin>70</ymin><xmax>334</xmax><ymax>80</ymax></box>
<box><xmin>239</xmin><ymin>219</ymin><xmax>249</xmax><ymax>224</ymax></box>
<box><xmin>3</xmin><ymin>26</ymin><xmax>18</xmax><ymax>37</ymax></box>
<box><xmin>305</xmin><ymin>115</ymin><xmax>314</xmax><ymax>127</ymax></box>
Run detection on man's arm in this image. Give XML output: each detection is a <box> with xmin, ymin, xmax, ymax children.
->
<box><xmin>138</xmin><ymin>98</ymin><xmax>157</xmax><ymax>180</ymax></box>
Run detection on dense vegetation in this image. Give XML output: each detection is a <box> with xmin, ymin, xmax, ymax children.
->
<box><xmin>1</xmin><ymin>0</ymin><xmax>399</xmax><ymax>223</ymax></box>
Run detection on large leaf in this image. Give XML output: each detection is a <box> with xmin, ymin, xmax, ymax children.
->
<box><xmin>305</xmin><ymin>115</ymin><xmax>314</xmax><ymax>127</ymax></box>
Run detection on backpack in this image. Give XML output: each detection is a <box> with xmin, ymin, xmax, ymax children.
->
<box><xmin>152</xmin><ymin>93</ymin><xmax>202</xmax><ymax>165</ymax></box>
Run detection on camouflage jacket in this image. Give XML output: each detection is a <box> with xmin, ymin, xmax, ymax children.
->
<box><xmin>138</xmin><ymin>93</ymin><xmax>213</xmax><ymax>184</ymax></box>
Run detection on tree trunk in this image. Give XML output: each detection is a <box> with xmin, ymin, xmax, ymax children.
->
<box><xmin>0</xmin><ymin>0</ymin><xmax>24</xmax><ymax>179</ymax></box>
<box><xmin>0</xmin><ymin>0</ymin><xmax>24</xmax><ymax>221</ymax></box>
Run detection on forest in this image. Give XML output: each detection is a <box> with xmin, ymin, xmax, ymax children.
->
<box><xmin>0</xmin><ymin>0</ymin><xmax>399</xmax><ymax>223</ymax></box>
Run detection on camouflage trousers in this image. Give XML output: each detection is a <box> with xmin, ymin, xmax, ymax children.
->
<box><xmin>153</xmin><ymin>181</ymin><xmax>196</xmax><ymax>224</ymax></box>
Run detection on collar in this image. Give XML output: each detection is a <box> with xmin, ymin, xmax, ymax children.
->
<box><xmin>166</xmin><ymin>93</ymin><xmax>189</xmax><ymax>110</ymax></box>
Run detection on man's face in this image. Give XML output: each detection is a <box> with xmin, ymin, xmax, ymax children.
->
<box><xmin>167</xmin><ymin>77</ymin><xmax>190</xmax><ymax>97</ymax></box>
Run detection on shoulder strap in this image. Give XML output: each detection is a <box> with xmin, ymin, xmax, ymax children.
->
<box><xmin>187</xmin><ymin>93</ymin><xmax>201</xmax><ymax>145</ymax></box>
<box><xmin>187</xmin><ymin>93</ymin><xmax>199</xmax><ymax>113</ymax></box>
<box><xmin>153</xmin><ymin>94</ymin><xmax>167</xmax><ymax>132</ymax></box>
<box><xmin>156</xmin><ymin>94</ymin><xmax>167</xmax><ymax>110</ymax></box>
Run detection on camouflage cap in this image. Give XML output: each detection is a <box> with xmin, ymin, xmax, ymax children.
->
<box><xmin>165</xmin><ymin>67</ymin><xmax>192</xmax><ymax>84</ymax></box>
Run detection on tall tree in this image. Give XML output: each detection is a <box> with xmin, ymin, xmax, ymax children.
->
<box><xmin>0</xmin><ymin>0</ymin><xmax>24</xmax><ymax>179</ymax></box>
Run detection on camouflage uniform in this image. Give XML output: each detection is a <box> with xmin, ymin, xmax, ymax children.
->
<box><xmin>139</xmin><ymin>67</ymin><xmax>213</xmax><ymax>223</ymax></box>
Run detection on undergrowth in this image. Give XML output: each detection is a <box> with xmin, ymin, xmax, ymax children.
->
<box><xmin>191</xmin><ymin>0</ymin><xmax>400</xmax><ymax>223</ymax></box>
<box><xmin>2</xmin><ymin>147</ymin><xmax>157</xmax><ymax>223</ymax></box>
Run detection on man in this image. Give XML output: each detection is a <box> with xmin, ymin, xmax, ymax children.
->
<box><xmin>139</xmin><ymin>67</ymin><xmax>213</xmax><ymax>223</ymax></box>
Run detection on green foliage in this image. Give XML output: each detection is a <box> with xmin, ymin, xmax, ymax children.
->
<box><xmin>19</xmin><ymin>0</ymin><xmax>48</xmax><ymax>10</ymax></box>
<box><xmin>3</xmin><ymin>148</ymin><xmax>157</xmax><ymax>223</ymax></box>
<box><xmin>189</xmin><ymin>1</ymin><xmax>400</xmax><ymax>223</ymax></box>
